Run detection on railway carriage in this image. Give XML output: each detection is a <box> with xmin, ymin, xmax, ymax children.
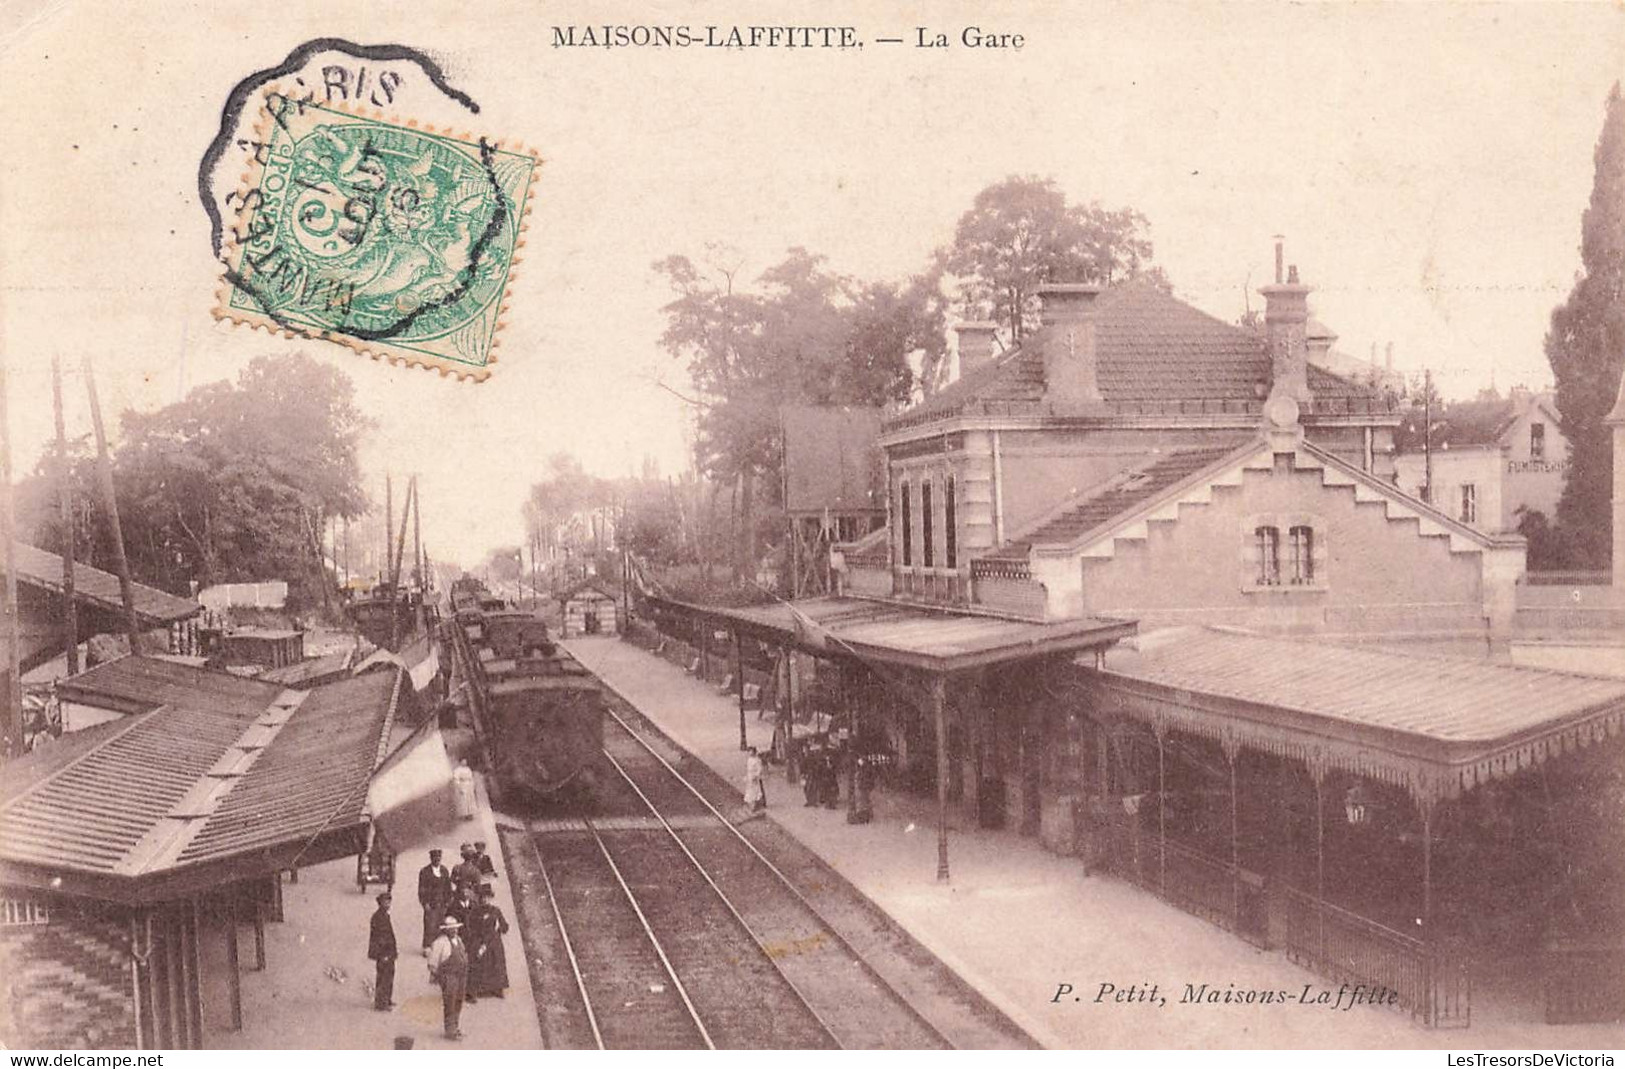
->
<box><xmin>478</xmin><ymin>647</ymin><xmax>605</xmax><ymax>806</ymax></box>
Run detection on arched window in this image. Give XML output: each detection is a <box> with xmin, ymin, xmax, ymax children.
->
<box><xmin>900</xmin><ymin>481</ymin><xmax>912</xmax><ymax>566</ymax></box>
<box><xmin>945</xmin><ymin>475</ymin><xmax>958</xmax><ymax>569</ymax></box>
<box><xmin>1255</xmin><ymin>526</ymin><xmax>1281</xmax><ymax>586</ymax></box>
<box><xmin>922</xmin><ymin>480</ymin><xmax>935</xmax><ymax>567</ymax></box>
<box><xmin>1289</xmin><ymin>525</ymin><xmax>1314</xmax><ymax>585</ymax></box>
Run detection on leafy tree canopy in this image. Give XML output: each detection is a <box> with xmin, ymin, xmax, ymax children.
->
<box><xmin>941</xmin><ymin>174</ymin><xmax>1163</xmax><ymax>342</ymax></box>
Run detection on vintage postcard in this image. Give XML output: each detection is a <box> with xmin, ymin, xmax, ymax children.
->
<box><xmin>1</xmin><ymin>0</ymin><xmax>1623</xmax><ymax>1057</ymax></box>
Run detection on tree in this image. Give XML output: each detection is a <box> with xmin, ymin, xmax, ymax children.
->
<box><xmin>23</xmin><ymin>353</ymin><xmax>371</xmax><ymax>605</ymax></box>
<box><xmin>1547</xmin><ymin>83</ymin><xmax>1625</xmax><ymax>569</ymax></box>
<box><xmin>654</xmin><ymin>247</ymin><xmax>941</xmax><ymax>579</ymax></box>
<box><xmin>941</xmin><ymin>175</ymin><xmax>1160</xmax><ymax>343</ymax></box>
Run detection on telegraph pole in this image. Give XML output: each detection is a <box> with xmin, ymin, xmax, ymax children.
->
<box><xmin>0</xmin><ymin>351</ymin><xmax>21</xmax><ymax>754</ymax></box>
<box><xmin>83</xmin><ymin>357</ymin><xmax>141</xmax><ymax>647</ymax></box>
<box><xmin>52</xmin><ymin>358</ymin><xmax>79</xmax><ymax>674</ymax></box>
<box><xmin>1422</xmin><ymin>368</ymin><xmax>1434</xmax><ymax>505</ymax></box>
<box><xmin>412</xmin><ymin>476</ymin><xmax>425</xmax><ymax>635</ymax></box>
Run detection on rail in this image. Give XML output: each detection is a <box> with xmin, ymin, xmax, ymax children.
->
<box><xmin>521</xmin><ymin>831</ymin><xmax>604</xmax><ymax>1049</ymax></box>
<box><xmin>596</xmin><ymin>744</ymin><xmax>838</xmax><ymax>1048</ymax></box>
<box><xmin>596</xmin><ymin>703</ymin><xmax>955</xmax><ymax>1049</ymax></box>
<box><xmin>1280</xmin><ymin>885</ymin><xmax>1470</xmax><ymax>1028</ymax></box>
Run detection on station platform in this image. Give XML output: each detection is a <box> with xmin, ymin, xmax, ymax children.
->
<box><xmin>563</xmin><ymin>634</ymin><xmax>1622</xmax><ymax>1051</ymax></box>
<box><xmin>213</xmin><ymin>725</ymin><xmax>543</xmax><ymax>1051</ymax></box>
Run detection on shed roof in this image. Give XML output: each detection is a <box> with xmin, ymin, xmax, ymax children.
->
<box><xmin>56</xmin><ymin>654</ymin><xmax>285</xmax><ymax>718</ymax></box>
<box><xmin>890</xmin><ymin>281</ymin><xmax>1393</xmax><ymax>431</ymax></box>
<box><xmin>1089</xmin><ymin>627</ymin><xmax>1625</xmax><ymax>804</ymax></box>
<box><xmin>259</xmin><ymin>649</ymin><xmax>356</xmax><ymax>688</ymax></box>
<box><xmin>0</xmin><ymin>663</ymin><xmax>399</xmax><ymax>903</ymax></box>
<box><xmin>12</xmin><ymin>542</ymin><xmax>200</xmax><ymax>625</ymax></box>
<box><xmin>647</xmin><ymin>594</ymin><xmax>1135</xmax><ymax>674</ymax></box>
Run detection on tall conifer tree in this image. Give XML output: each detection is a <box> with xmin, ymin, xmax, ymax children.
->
<box><xmin>1547</xmin><ymin>83</ymin><xmax>1625</xmax><ymax>567</ymax></box>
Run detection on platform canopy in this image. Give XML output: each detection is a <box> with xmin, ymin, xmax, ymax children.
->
<box><xmin>648</xmin><ymin>594</ymin><xmax>1136</xmax><ymax>674</ymax></box>
<box><xmin>1085</xmin><ymin>627</ymin><xmax>1625</xmax><ymax>805</ymax></box>
<box><xmin>13</xmin><ymin>542</ymin><xmax>200</xmax><ymax>625</ymax></box>
<box><xmin>0</xmin><ymin>659</ymin><xmax>401</xmax><ymax>904</ymax></box>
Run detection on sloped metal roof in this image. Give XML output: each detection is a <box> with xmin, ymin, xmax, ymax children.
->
<box><xmin>652</xmin><ymin>594</ymin><xmax>1136</xmax><ymax>673</ymax></box>
<box><xmin>1090</xmin><ymin>627</ymin><xmax>1625</xmax><ymax>803</ymax></box>
<box><xmin>56</xmin><ymin>655</ymin><xmax>285</xmax><ymax>718</ymax></box>
<box><xmin>0</xmin><ymin>663</ymin><xmax>399</xmax><ymax>902</ymax></box>
<box><xmin>12</xmin><ymin>542</ymin><xmax>200</xmax><ymax>624</ymax></box>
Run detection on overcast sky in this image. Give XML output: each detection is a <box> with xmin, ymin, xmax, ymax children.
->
<box><xmin>2</xmin><ymin>1</ymin><xmax>1622</xmax><ymax>567</ymax></box>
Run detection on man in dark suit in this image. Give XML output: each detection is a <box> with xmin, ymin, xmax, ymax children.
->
<box><xmin>368</xmin><ymin>892</ymin><xmax>397</xmax><ymax>1010</ymax></box>
<box><xmin>417</xmin><ymin>849</ymin><xmax>453</xmax><ymax>953</ymax></box>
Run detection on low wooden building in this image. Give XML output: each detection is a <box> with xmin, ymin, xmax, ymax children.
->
<box><xmin>0</xmin><ymin>663</ymin><xmax>403</xmax><ymax>1048</ymax></box>
<box><xmin>559</xmin><ymin>582</ymin><xmax>620</xmax><ymax>637</ymax></box>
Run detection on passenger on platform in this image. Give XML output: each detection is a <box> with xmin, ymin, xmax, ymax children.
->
<box><xmin>368</xmin><ymin>892</ymin><xmax>397</xmax><ymax>1011</ymax></box>
<box><xmin>453</xmin><ymin>759</ymin><xmax>477</xmax><ymax>820</ymax></box>
<box><xmin>447</xmin><ymin>882</ymin><xmax>478</xmax><ymax>932</ymax></box>
<box><xmin>427</xmin><ymin>917</ymin><xmax>469</xmax><ymax>1040</ymax></box>
<box><xmin>473</xmin><ymin>840</ymin><xmax>498</xmax><ymax>881</ymax></box>
<box><xmin>744</xmin><ymin>746</ymin><xmax>767</xmax><ymax>812</ymax></box>
<box><xmin>453</xmin><ymin>843</ymin><xmax>483</xmax><ymax>892</ymax></box>
<box><xmin>417</xmin><ymin>849</ymin><xmax>453</xmax><ymax>954</ymax></box>
<box><xmin>468</xmin><ymin>884</ymin><xmax>511</xmax><ymax>999</ymax></box>
<box><xmin>821</xmin><ymin>739</ymin><xmax>843</xmax><ymax>810</ymax></box>
<box><xmin>802</xmin><ymin>740</ymin><xmax>823</xmax><ymax>807</ymax></box>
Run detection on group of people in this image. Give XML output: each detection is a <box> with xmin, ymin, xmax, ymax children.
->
<box><xmin>799</xmin><ymin>734</ymin><xmax>844</xmax><ymax>809</ymax></box>
<box><xmin>363</xmin><ymin>843</ymin><xmax>511</xmax><ymax>1041</ymax></box>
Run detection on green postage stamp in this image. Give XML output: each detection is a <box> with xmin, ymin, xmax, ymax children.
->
<box><xmin>215</xmin><ymin>93</ymin><xmax>540</xmax><ymax>380</ymax></box>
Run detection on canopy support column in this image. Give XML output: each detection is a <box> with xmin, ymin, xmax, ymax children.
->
<box><xmin>1421</xmin><ymin>798</ymin><xmax>1435</xmax><ymax>1026</ymax></box>
<box><xmin>734</xmin><ymin>630</ymin><xmax>746</xmax><ymax>751</ymax></box>
<box><xmin>933</xmin><ymin>674</ymin><xmax>950</xmax><ymax>882</ymax></box>
<box><xmin>1155</xmin><ymin>723</ymin><xmax>1167</xmax><ymax>897</ymax></box>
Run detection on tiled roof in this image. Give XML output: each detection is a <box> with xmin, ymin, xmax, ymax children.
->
<box><xmin>890</xmin><ymin>282</ymin><xmax>1392</xmax><ymax>429</ymax></box>
<box><xmin>992</xmin><ymin>440</ymin><xmax>1252</xmax><ymax>556</ymax></box>
<box><xmin>1094</xmin><ymin>628</ymin><xmax>1625</xmax><ymax>799</ymax></box>
<box><xmin>11</xmin><ymin>542</ymin><xmax>200</xmax><ymax>625</ymax></box>
<box><xmin>56</xmin><ymin>655</ymin><xmax>285</xmax><ymax>718</ymax></box>
<box><xmin>0</xmin><ymin>661</ymin><xmax>399</xmax><ymax>900</ymax></box>
<box><xmin>1394</xmin><ymin>396</ymin><xmax>1522</xmax><ymax>450</ymax></box>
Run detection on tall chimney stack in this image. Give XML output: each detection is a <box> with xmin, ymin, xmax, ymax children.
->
<box><xmin>1607</xmin><ymin>368</ymin><xmax>1625</xmax><ymax>588</ymax></box>
<box><xmin>1259</xmin><ymin>249</ymin><xmax>1313</xmax><ymax>404</ymax></box>
<box><xmin>1037</xmin><ymin>283</ymin><xmax>1104</xmax><ymax>409</ymax></box>
<box><xmin>952</xmin><ymin>321</ymin><xmax>1000</xmax><ymax>378</ymax></box>
<box><xmin>1385</xmin><ymin>342</ymin><xmax>1394</xmax><ymax>375</ymax></box>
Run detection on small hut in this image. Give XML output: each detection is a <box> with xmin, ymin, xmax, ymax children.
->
<box><xmin>558</xmin><ymin>582</ymin><xmax>620</xmax><ymax>638</ymax></box>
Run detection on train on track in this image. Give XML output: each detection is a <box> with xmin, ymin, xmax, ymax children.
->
<box><xmin>452</xmin><ymin>586</ymin><xmax>605</xmax><ymax>806</ymax></box>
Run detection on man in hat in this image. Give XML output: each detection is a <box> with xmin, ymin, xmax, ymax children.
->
<box><xmin>426</xmin><ymin>916</ymin><xmax>469</xmax><ymax>1040</ymax></box>
<box><xmin>367</xmin><ymin>892</ymin><xmax>397</xmax><ymax>1011</ymax></box>
<box><xmin>417</xmin><ymin>849</ymin><xmax>453</xmax><ymax>954</ymax></box>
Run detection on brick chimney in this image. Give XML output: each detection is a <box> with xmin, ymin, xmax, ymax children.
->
<box><xmin>1608</xmin><ymin>369</ymin><xmax>1625</xmax><ymax>587</ymax></box>
<box><xmin>953</xmin><ymin>321</ymin><xmax>1000</xmax><ymax>378</ymax></box>
<box><xmin>1037</xmin><ymin>283</ymin><xmax>1104</xmax><ymax>408</ymax></box>
<box><xmin>1259</xmin><ymin>243</ymin><xmax>1313</xmax><ymax>404</ymax></box>
<box><xmin>1305</xmin><ymin>319</ymin><xmax>1337</xmax><ymax>371</ymax></box>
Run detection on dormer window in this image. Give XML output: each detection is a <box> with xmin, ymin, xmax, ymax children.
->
<box><xmin>1530</xmin><ymin>422</ymin><xmax>1545</xmax><ymax>462</ymax></box>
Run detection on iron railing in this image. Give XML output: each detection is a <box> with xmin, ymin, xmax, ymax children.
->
<box><xmin>1281</xmin><ymin>885</ymin><xmax>1470</xmax><ymax>1028</ymax></box>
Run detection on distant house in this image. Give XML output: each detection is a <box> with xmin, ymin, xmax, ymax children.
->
<box><xmin>1393</xmin><ymin>387</ymin><xmax>1568</xmax><ymax>534</ymax></box>
<box><xmin>558</xmin><ymin>582</ymin><xmax>619</xmax><ymax>637</ymax></box>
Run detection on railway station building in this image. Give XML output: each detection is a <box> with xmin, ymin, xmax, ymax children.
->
<box><xmin>0</xmin><ymin>660</ymin><xmax>406</xmax><ymax>1048</ymax></box>
<box><xmin>638</xmin><ymin>256</ymin><xmax>1625</xmax><ymax>1026</ymax></box>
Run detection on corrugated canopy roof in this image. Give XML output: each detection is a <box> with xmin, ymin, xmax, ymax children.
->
<box><xmin>12</xmin><ymin>542</ymin><xmax>200</xmax><ymax>624</ymax></box>
<box><xmin>0</xmin><ymin>662</ymin><xmax>400</xmax><ymax>903</ymax></box>
<box><xmin>1088</xmin><ymin>628</ymin><xmax>1625</xmax><ymax>804</ymax></box>
<box><xmin>57</xmin><ymin>655</ymin><xmax>286</xmax><ymax>718</ymax></box>
<box><xmin>647</xmin><ymin>594</ymin><xmax>1135</xmax><ymax>673</ymax></box>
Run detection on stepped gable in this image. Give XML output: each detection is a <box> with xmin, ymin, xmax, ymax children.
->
<box><xmin>989</xmin><ymin>440</ymin><xmax>1249</xmax><ymax>558</ymax></box>
<box><xmin>892</xmin><ymin>280</ymin><xmax>1386</xmax><ymax>427</ymax></box>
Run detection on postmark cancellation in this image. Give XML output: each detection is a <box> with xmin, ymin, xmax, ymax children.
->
<box><xmin>214</xmin><ymin>91</ymin><xmax>541</xmax><ymax>380</ymax></box>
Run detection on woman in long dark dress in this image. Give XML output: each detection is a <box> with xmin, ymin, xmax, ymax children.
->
<box><xmin>469</xmin><ymin>884</ymin><xmax>511</xmax><ymax>998</ymax></box>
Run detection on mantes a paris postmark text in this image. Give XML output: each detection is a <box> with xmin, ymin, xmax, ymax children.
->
<box><xmin>214</xmin><ymin>90</ymin><xmax>540</xmax><ymax>380</ymax></box>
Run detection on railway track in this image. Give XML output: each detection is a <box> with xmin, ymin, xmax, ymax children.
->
<box><xmin>519</xmin><ymin>706</ymin><xmax>952</xmax><ymax>1049</ymax></box>
<box><xmin>452</xmin><ymin>620</ymin><xmax>956</xmax><ymax>1049</ymax></box>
